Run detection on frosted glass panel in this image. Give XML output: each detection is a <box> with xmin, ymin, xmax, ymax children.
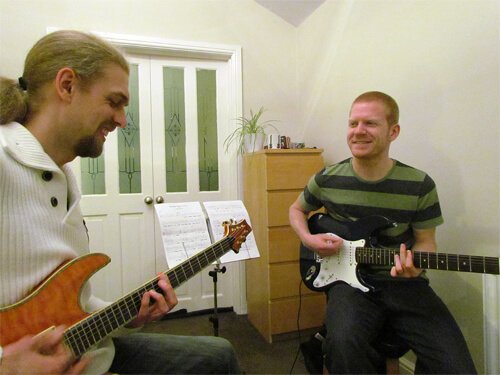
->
<box><xmin>163</xmin><ymin>67</ymin><xmax>187</xmax><ymax>192</ymax></box>
<box><xmin>81</xmin><ymin>155</ymin><xmax>105</xmax><ymax>195</ymax></box>
<box><xmin>119</xmin><ymin>64</ymin><xmax>142</xmax><ymax>193</ymax></box>
<box><xmin>197</xmin><ymin>69</ymin><xmax>219</xmax><ymax>191</ymax></box>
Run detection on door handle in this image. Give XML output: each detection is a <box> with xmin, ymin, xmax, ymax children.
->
<box><xmin>155</xmin><ymin>196</ymin><xmax>164</xmax><ymax>204</ymax></box>
<box><xmin>144</xmin><ymin>196</ymin><xmax>154</xmax><ymax>205</ymax></box>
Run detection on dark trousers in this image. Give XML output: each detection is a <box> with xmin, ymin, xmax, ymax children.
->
<box><xmin>109</xmin><ymin>332</ymin><xmax>241</xmax><ymax>374</ymax></box>
<box><xmin>323</xmin><ymin>278</ymin><xmax>477</xmax><ymax>374</ymax></box>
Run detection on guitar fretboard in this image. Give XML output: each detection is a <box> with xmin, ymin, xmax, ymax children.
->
<box><xmin>64</xmin><ymin>236</ymin><xmax>235</xmax><ymax>357</ymax></box>
<box><xmin>356</xmin><ymin>247</ymin><xmax>500</xmax><ymax>275</ymax></box>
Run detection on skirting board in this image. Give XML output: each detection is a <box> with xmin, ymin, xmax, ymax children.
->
<box><xmin>483</xmin><ymin>274</ymin><xmax>499</xmax><ymax>374</ymax></box>
<box><xmin>400</xmin><ymin>357</ymin><xmax>415</xmax><ymax>374</ymax></box>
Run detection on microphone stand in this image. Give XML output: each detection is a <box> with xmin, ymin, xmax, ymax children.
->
<box><xmin>208</xmin><ymin>262</ymin><xmax>226</xmax><ymax>336</ymax></box>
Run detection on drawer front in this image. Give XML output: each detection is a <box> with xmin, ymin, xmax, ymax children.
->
<box><xmin>270</xmin><ymin>262</ymin><xmax>299</xmax><ymax>299</ymax></box>
<box><xmin>268</xmin><ymin>226</ymin><xmax>301</xmax><ymax>263</ymax></box>
<box><xmin>268</xmin><ymin>190</ymin><xmax>301</xmax><ymax>226</ymax></box>
<box><xmin>270</xmin><ymin>294</ymin><xmax>326</xmax><ymax>335</ymax></box>
<box><xmin>269</xmin><ymin>263</ymin><xmax>316</xmax><ymax>299</ymax></box>
<box><xmin>266</xmin><ymin>154</ymin><xmax>323</xmax><ymax>190</ymax></box>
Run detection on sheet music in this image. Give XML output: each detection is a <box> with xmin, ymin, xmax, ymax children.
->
<box><xmin>203</xmin><ymin>200</ymin><xmax>260</xmax><ymax>263</ymax></box>
<box><xmin>154</xmin><ymin>202</ymin><xmax>212</xmax><ymax>268</ymax></box>
<box><xmin>154</xmin><ymin>200</ymin><xmax>260</xmax><ymax>267</ymax></box>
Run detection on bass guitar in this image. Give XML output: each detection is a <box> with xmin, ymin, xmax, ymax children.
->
<box><xmin>300</xmin><ymin>213</ymin><xmax>499</xmax><ymax>292</ymax></box>
<box><xmin>0</xmin><ymin>219</ymin><xmax>251</xmax><ymax>357</ymax></box>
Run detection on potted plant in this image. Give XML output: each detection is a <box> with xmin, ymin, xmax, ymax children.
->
<box><xmin>224</xmin><ymin>107</ymin><xmax>279</xmax><ymax>154</ymax></box>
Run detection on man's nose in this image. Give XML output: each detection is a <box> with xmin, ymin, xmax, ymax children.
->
<box><xmin>354</xmin><ymin>123</ymin><xmax>367</xmax><ymax>133</ymax></box>
<box><xmin>114</xmin><ymin>109</ymin><xmax>127</xmax><ymax>128</ymax></box>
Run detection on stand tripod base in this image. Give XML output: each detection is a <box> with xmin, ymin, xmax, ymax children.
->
<box><xmin>208</xmin><ymin>265</ymin><xmax>226</xmax><ymax>336</ymax></box>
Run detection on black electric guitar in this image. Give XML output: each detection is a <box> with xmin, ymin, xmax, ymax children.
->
<box><xmin>300</xmin><ymin>213</ymin><xmax>499</xmax><ymax>292</ymax></box>
<box><xmin>0</xmin><ymin>219</ymin><xmax>251</xmax><ymax>357</ymax></box>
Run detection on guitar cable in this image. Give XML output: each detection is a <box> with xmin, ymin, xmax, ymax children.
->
<box><xmin>288</xmin><ymin>279</ymin><xmax>304</xmax><ymax>374</ymax></box>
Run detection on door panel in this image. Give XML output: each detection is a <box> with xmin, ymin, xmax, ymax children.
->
<box><xmin>74</xmin><ymin>56</ymin><xmax>155</xmax><ymax>300</ymax></box>
<box><xmin>150</xmin><ymin>56</ymin><xmax>235</xmax><ymax>312</ymax></box>
<box><xmin>74</xmin><ymin>54</ymin><xmax>238</xmax><ymax>313</ymax></box>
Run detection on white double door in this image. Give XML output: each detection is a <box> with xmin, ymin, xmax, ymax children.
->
<box><xmin>72</xmin><ymin>54</ymin><xmax>241</xmax><ymax>314</ymax></box>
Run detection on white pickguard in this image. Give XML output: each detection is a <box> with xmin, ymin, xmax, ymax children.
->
<box><xmin>312</xmin><ymin>238</ymin><xmax>369</xmax><ymax>292</ymax></box>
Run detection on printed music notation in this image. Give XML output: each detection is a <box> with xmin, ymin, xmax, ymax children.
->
<box><xmin>154</xmin><ymin>200</ymin><xmax>259</xmax><ymax>268</ymax></box>
<box><xmin>203</xmin><ymin>200</ymin><xmax>259</xmax><ymax>263</ymax></box>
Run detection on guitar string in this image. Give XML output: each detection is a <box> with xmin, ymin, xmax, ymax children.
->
<box><xmin>355</xmin><ymin>247</ymin><xmax>499</xmax><ymax>273</ymax></box>
<box><xmin>356</xmin><ymin>248</ymin><xmax>499</xmax><ymax>263</ymax></box>
<box><xmin>65</xmin><ymin>222</ymin><xmax>249</xmax><ymax>355</ymax></box>
<box><xmin>357</xmin><ymin>249</ymin><xmax>499</xmax><ymax>267</ymax></box>
<box><xmin>64</xmin><ymin>230</ymin><xmax>246</xmax><ymax>356</ymax></box>
<box><xmin>65</xmin><ymin>238</ymin><xmax>232</xmax><ymax>356</ymax></box>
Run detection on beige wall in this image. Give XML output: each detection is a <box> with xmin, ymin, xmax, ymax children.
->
<box><xmin>299</xmin><ymin>1</ymin><xmax>499</xmax><ymax>372</ymax></box>
<box><xmin>1</xmin><ymin>0</ymin><xmax>498</xmax><ymax>372</ymax></box>
<box><xmin>0</xmin><ymin>0</ymin><xmax>302</xmax><ymax>139</ymax></box>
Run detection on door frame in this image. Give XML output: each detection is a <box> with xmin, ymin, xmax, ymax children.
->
<box><xmin>48</xmin><ymin>27</ymin><xmax>246</xmax><ymax>314</ymax></box>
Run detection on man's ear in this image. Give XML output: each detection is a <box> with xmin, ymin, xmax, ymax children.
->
<box><xmin>55</xmin><ymin>67</ymin><xmax>77</xmax><ymax>102</ymax></box>
<box><xmin>389</xmin><ymin>123</ymin><xmax>400</xmax><ymax>141</ymax></box>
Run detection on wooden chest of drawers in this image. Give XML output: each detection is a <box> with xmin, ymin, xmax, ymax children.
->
<box><xmin>243</xmin><ymin>149</ymin><xmax>326</xmax><ymax>342</ymax></box>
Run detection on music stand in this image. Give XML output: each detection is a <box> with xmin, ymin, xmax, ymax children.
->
<box><xmin>208</xmin><ymin>262</ymin><xmax>226</xmax><ymax>336</ymax></box>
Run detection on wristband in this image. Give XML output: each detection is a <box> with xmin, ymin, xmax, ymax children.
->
<box><xmin>0</xmin><ymin>345</ymin><xmax>3</xmax><ymax>364</ymax></box>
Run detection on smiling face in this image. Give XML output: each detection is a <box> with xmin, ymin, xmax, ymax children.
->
<box><xmin>347</xmin><ymin>100</ymin><xmax>400</xmax><ymax>163</ymax></box>
<box><xmin>70</xmin><ymin>63</ymin><xmax>129</xmax><ymax>158</ymax></box>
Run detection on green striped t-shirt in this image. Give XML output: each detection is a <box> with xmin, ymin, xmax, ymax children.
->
<box><xmin>300</xmin><ymin>158</ymin><xmax>444</xmax><ymax>277</ymax></box>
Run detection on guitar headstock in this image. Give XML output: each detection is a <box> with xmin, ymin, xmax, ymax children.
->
<box><xmin>222</xmin><ymin>219</ymin><xmax>252</xmax><ymax>253</ymax></box>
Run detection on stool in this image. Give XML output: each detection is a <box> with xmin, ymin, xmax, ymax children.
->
<box><xmin>374</xmin><ymin>328</ymin><xmax>410</xmax><ymax>375</ymax></box>
<box><xmin>301</xmin><ymin>325</ymin><xmax>410</xmax><ymax>375</ymax></box>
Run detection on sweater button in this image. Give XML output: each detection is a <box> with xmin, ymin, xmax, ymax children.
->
<box><xmin>50</xmin><ymin>197</ymin><xmax>58</xmax><ymax>207</ymax></box>
<box><xmin>42</xmin><ymin>171</ymin><xmax>53</xmax><ymax>181</ymax></box>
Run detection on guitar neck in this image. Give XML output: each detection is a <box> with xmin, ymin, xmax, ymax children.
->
<box><xmin>64</xmin><ymin>235</ymin><xmax>234</xmax><ymax>357</ymax></box>
<box><xmin>356</xmin><ymin>247</ymin><xmax>500</xmax><ymax>275</ymax></box>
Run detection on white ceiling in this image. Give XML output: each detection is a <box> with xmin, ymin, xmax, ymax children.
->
<box><xmin>255</xmin><ymin>0</ymin><xmax>326</xmax><ymax>27</ymax></box>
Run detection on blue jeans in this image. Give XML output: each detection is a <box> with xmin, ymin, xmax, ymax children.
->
<box><xmin>323</xmin><ymin>278</ymin><xmax>477</xmax><ymax>374</ymax></box>
<box><xmin>109</xmin><ymin>333</ymin><xmax>241</xmax><ymax>374</ymax></box>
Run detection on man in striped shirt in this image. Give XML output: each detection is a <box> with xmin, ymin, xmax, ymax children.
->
<box><xmin>289</xmin><ymin>92</ymin><xmax>476</xmax><ymax>374</ymax></box>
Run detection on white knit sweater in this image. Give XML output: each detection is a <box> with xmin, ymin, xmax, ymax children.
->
<box><xmin>0</xmin><ymin>122</ymin><xmax>114</xmax><ymax>374</ymax></box>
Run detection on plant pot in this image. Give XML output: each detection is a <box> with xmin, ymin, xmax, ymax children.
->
<box><xmin>243</xmin><ymin>133</ymin><xmax>265</xmax><ymax>153</ymax></box>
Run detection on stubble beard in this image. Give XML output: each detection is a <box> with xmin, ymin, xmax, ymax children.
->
<box><xmin>75</xmin><ymin>135</ymin><xmax>104</xmax><ymax>158</ymax></box>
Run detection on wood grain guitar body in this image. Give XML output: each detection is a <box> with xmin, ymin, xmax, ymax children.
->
<box><xmin>0</xmin><ymin>253</ymin><xmax>109</xmax><ymax>347</ymax></box>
